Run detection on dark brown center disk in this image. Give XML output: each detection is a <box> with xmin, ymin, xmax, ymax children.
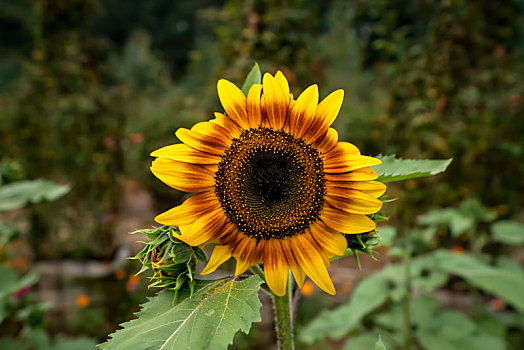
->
<box><xmin>215</xmin><ymin>127</ymin><xmax>325</xmax><ymax>240</ymax></box>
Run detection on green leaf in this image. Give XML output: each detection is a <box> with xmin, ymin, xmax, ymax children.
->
<box><xmin>475</xmin><ymin>312</ymin><xmax>507</xmax><ymax>339</ymax></box>
<box><xmin>432</xmin><ymin>250</ymin><xmax>524</xmax><ymax>312</ymax></box>
<box><xmin>0</xmin><ymin>268</ymin><xmax>39</xmax><ymax>321</ymax></box>
<box><xmin>413</xmin><ymin>268</ymin><xmax>449</xmax><ymax>293</ymax></box>
<box><xmin>22</xmin><ymin>327</ymin><xmax>51</xmax><ymax>350</ymax></box>
<box><xmin>343</xmin><ymin>333</ymin><xmax>395</xmax><ymax>350</ymax></box>
<box><xmin>343</xmin><ymin>334</ymin><xmax>380</xmax><ymax>350</ymax></box>
<box><xmin>417</xmin><ymin>199</ymin><xmax>496</xmax><ymax>237</ymax></box>
<box><xmin>0</xmin><ymin>221</ymin><xmax>20</xmax><ymax>246</ymax></box>
<box><xmin>374</xmin><ymin>335</ymin><xmax>388</xmax><ymax>350</ymax></box>
<box><xmin>0</xmin><ymin>179</ymin><xmax>70</xmax><ymax>211</ymax></box>
<box><xmin>416</xmin><ymin>311</ymin><xmax>504</xmax><ymax>350</ymax></box>
<box><xmin>299</xmin><ymin>273</ymin><xmax>389</xmax><ymax>343</ymax></box>
<box><xmin>492</xmin><ymin>220</ymin><xmax>524</xmax><ymax>245</ymax></box>
<box><xmin>377</xmin><ymin>226</ymin><xmax>396</xmax><ymax>246</ymax></box>
<box><xmin>0</xmin><ymin>265</ymin><xmax>38</xmax><ymax>298</ymax></box>
<box><xmin>173</xmin><ymin>280</ymin><xmax>212</xmax><ymax>304</ymax></box>
<box><xmin>458</xmin><ymin>199</ymin><xmax>496</xmax><ymax>222</ymax></box>
<box><xmin>54</xmin><ymin>336</ymin><xmax>98</xmax><ymax>350</ymax></box>
<box><xmin>100</xmin><ymin>276</ymin><xmax>263</xmax><ymax>350</ymax></box>
<box><xmin>241</xmin><ymin>63</ymin><xmax>261</xmax><ymax>96</ymax></box>
<box><xmin>374</xmin><ymin>296</ymin><xmax>441</xmax><ymax>333</ymax></box>
<box><xmin>372</xmin><ymin>155</ymin><xmax>452</xmax><ymax>183</ymax></box>
<box><xmin>0</xmin><ymin>338</ymin><xmax>29</xmax><ymax>350</ymax></box>
<box><xmin>417</xmin><ymin>208</ymin><xmax>474</xmax><ymax>237</ymax></box>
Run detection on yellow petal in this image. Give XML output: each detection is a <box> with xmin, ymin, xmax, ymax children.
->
<box><xmin>191</xmin><ymin>121</ymin><xmax>234</xmax><ymax>146</ymax></box>
<box><xmin>212</xmin><ymin>112</ymin><xmax>242</xmax><ymax>138</ymax></box>
<box><xmin>232</xmin><ymin>235</ymin><xmax>263</xmax><ymax>265</ymax></box>
<box><xmin>291</xmin><ymin>234</ymin><xmax>335</xmax><ymax>295</ymax></box>
<box><xmin>150</xmin><ymin>158</ymin><xmax>215</xmax><ymax>192</ymax></box>
<box><xmin>262</xmin><ymin>73</ymin><xmax>289</xmax><ymax>130</ymax></box>
<box><xmin>305</xmin><ymin>89</ymin><xmax>344</xmax><ymax>144</ymax></box>
<box><xmin>291</xmin><ymin>265</ymin><xmax>305</xmax><ymax>288</ymax></box>
<box><xmin>230</xmin><ymin>235</ymin><xmax>264</xmax><ymax>275</ymax></box>
<box><xmin>275</xmin><ymin>71</ymin><xmax>290</xmax><ymax>96</ymax></box>
<box><xmin>283</xmin><ymin>98</ymin><xmax>294</xmax><ymax>133</ymax></box>
<box><xmin>290</xmin><ymin>84</ymin><xmax>319</xmax><ymax>139</ymax></box>
<box><xmin>325</xmin><ymin>189</ymin><xmax>383</xmax><ymax>215</ymax></box>
<box><xmin>324</xmin><ymin>154</ymin><xmax>382</xmax><ymax>173</ymax></box>
<box><xmin>150</xmin><ymin>172</ymin><xmax>214</xmax><ymax>192</ymax></box>
<box><xmin>150</xmin><ymin>144</ymin><xmax>220</xmax><ymax>165</ymax></box>
<box><xmin>217</xmin><ymin>79</ymin><xmax>249</xmax><ymax>129</ymax></box>
<box><xmin>175</xmin><ymin>128</ymin><xmax>228</xmax><ymax>156</ymax></box>
<box><xmin>281</xmin><ymin>239</ymin><xmax>305</xmax><ymax>288</ymax></box>
<box><xmin>247</xmin><ymin>84</ymin><xmax>263</xmax><ymax>128</ymax></box>
<box><xmin>177</xmin><ymin>209</ymin><xmax>227</xmax><ymax>246</ymax></box>
<box><xmin>150</xmin><ymin>158</ymin><xmax>215</xmax><ymax>179</ymax></box>
<box><xmin>315</xmin><ymin>128</ymin><xmax>338</xmax><ymax>153</ymax></box>
<box><xmin>320</xmin><ymin>206</ymin><xmax>376</xmax><ymax>234</ymax></box>
<box><xmin>324</xmin><ymin>142</ymin><xmax>361</xmax><ymax>158</ymax></box>
<box><xmin>154</xmin><ymin>192</ymin><xmax>220</xmax><ymax>226</ymax></box>
<box><xmin>234</xmin><ymin>257</ymin><xmax>252</xmax><ymax>275</ymax></box>
<box><xmin>264</xmin><ymin>240</ymin><xmax>289</xmax><ymax>297</ymax></box>
<box><xmin>327</xmin><ymin>180</ymin><xmax>386</xmax><ymax>198</ymax></box>
<box><xmin>309</xmin><ymin>221</ymin><xmax>348</xmax><ymax>256</ymax></box>
<box><xmin>201</xmin><ymin>245</ymin><xmax>232</xmax><ymax>275</ymax></box>
<box><xmin>218</xmin><ymin>225</ymin><xmax>242</xmax><ymax>245</ymax></box>
<box><xmin>325</xmin><ymin>167</ymin><xmax>379</xmax><ymax>182</ymax></box>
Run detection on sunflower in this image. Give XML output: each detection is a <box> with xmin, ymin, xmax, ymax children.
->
<box><xmin>150</xmin><ymin>71</ymin><xmax>385</xmax><ymax>296</ymax></box>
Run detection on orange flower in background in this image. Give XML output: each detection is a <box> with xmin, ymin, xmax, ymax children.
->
<box><xmin>126</xmin><ymin>274</ymin><xmax>140</xmax><ymax>292</ymax></box>
<box><xmin>13</xmin><ymin>256</ymin><xmax>29</xmax><ymax>270</ymax></box>
<box><xmin>300</xmin><ymin>280</ymin><xmax>315</xmax><ymax>296</ymax></box>
<box><xmin>341</xmin><ymin>281</ymin><xmax>352</xmax><ymax>294</ymax></box>
<box><xmin>130</xmin><ymin>133</ymin><xmax>144</xmax><ymax>144</ymax></box>
<box><xmin>452</xmin><ymin>245</ymin><xmax>465</xmax><ymax>255</ymax></box>
<box><xmin>114</xmin><ymin>269</ymin><xmax>127</xmax><ymax>280</ymax></box>
<box><xmin>151</xmin><ymin>72</ymin><xmax>385</xmax><ymax>296</ymax></box>
<box><xmin>490</xmin><ymin>298</ymin><xmax>506</xmax><ymax>311</ymax></box>
<box><xmin>76</xmin><ymin>294</ymin><xmax>90</xmax><ymax>308</ymax></box>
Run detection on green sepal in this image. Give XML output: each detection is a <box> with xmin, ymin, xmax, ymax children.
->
<box><xmin>193</xmin><ymin>246</ymin><xmax>208</xmax><ymax>263</ymax></box>
<box><xmin>371</xmin><ymin>211</ymin><xmax>389</xmax><ymax>222</ymax></box>
<box><xmin>132</xmin><ymin>225</ymin><xmax>209</xmax><ymax>301</ymax></box>
<box><xmin>241</xmin><ymin>63</ymin><xmax>262</xmax><ymax>96</ymax></box>
<box><xmin>175</xmin><ymin>274</ymin><xmax>187</xmax><ymax>290</ymax></box>
<box><xmin>352</xmin><ymin>249</ymin><xmax>362</xmax><ymax>270</ymax></box>
<box><xmin>171</xmin><ymin>243</ymin><xmax>191</xmax><ymax>263</ymax></box>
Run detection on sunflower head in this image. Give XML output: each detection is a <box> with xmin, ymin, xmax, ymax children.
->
<box><xmin>150</xmin><ymin>71</ymin><xmax>386</xmax><ymax>296</ymax></box>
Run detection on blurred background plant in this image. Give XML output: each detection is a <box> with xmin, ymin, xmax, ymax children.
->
<box><xmin>0</xmin><ymin>160</ymin><xmax>97</xmax><ymax>348</ymax></box>
<box><xmin>0</xmin><ymin>0</ymin><xmax>523</xmax><ymax>348</ymax></box>
<box><xmin>298</xmin><ymin>200</ymin><xmax>524</xmax><ymax>350</ymax></box>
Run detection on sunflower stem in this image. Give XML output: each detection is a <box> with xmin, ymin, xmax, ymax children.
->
<box><xmin>291</xmin><ymin>283</ymin><xmax>301</xmax><ymax>324</ymax></box>
<box><xmin>250</xmin><ymin>264</ymin><xmax>265</xmax><ymax>280</ymax></box>
<box><xmin>271</xmin><ymin>274</ymin><xmax>294</xmax><ymax>350</ymax></box>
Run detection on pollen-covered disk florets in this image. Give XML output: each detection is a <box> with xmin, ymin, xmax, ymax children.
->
<box><xmin>215</xmin><ymin>127</ymin><xmax>325</xmax><ymax>240</ymax></box>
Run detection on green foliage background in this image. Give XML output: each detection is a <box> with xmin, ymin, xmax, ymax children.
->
<box><xmin>2</xmin><ymin>0</ymin><xmax>522</xmax><ymax>257</ymax></box>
